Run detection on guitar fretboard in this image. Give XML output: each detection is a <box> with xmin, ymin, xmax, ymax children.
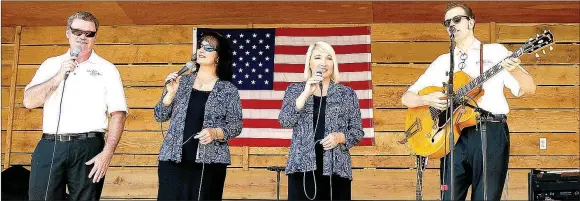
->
<box><xmin>455</xmin><ymin>47</ymin><xmax>524</xmax><ymax>97</ymax></box>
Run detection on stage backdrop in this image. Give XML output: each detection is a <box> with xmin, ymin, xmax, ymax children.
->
<box><xmin>1</xmin><ymin>1</ymin><xmax>579</xmax><ymax>200</ymax></box>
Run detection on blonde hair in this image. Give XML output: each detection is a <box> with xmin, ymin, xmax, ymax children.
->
<box><xmin>304</xmin><ymin>41</ymin><xmax>340</xmax><ymax>82</ymax></box>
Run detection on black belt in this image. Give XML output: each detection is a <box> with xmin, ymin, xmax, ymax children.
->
<box><xmin>42</xmin><ymin>132</ymin><xmax>104</xmax><ymax>142</ymax></box>
<box><xmin>480</xmin><ymin>114</ymin><xmax>507</xmax><ymax>123</ymax></box>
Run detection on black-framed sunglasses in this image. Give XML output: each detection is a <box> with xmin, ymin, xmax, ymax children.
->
<box><xmin>443</xmin><ymin>15</ymin><xmax>470</xmax><ymax>27</ymax></box>
<box><xmin>69</xmin><ymin>27</ymin><xmax>97</xmax><ymax>38</ymax></box>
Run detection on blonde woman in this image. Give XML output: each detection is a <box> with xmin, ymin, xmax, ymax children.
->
<box><xmin>278</xmin><ymin>41</ymin><xmax>364</xmax><ymax>200</ymax></box>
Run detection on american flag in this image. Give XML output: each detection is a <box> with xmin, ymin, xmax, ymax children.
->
<box><xmin>194</xmin><ymin>27</ymin><xmax>374</xmax><ymax>147</ymax></box>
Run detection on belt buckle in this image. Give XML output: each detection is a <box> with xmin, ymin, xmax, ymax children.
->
<box><xmin>59</xmin><ymin>135</ymin><xmax>72</xmax><ymax>141</ymax></box>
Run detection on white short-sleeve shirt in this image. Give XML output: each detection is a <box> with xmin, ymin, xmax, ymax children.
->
<box><xmin>25</xmin><ymin>49</ymin><xmax>128</xmax><ymax>134</ymax></box>
<box><xmin>407</xmin><ymin>39</ymin><xmax>524</xmax><ymax>115</ymax></box>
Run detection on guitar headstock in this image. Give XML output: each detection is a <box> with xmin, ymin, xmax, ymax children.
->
<box><xmin>518</xmin><ymin>30</ymin><xmax>555</xmax><ymax>58</ymax></box>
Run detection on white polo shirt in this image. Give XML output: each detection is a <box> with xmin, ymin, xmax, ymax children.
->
<box><xmin>407</xmin><ymin>39</ymin><xmax>523</xmax><ymax>115</ymax></box>
<box><xmin>25</xmin><ymin>49</ymin><xmax>128</xmax><ymax>134</ymax></box>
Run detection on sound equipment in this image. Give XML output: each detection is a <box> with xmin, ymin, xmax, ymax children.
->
<box><xmin>529</xmin><ymin>169</ymin><xmax>580</xmax><ymax>200</ymax></box>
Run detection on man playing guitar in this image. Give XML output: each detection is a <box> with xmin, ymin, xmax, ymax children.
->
<box><xmin>401</xmin><ymin>3</ymin><xmax>536</xmax><ymax>200</ymax></box>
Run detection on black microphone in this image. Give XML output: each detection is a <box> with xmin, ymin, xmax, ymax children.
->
<box><xmin>165</xmin><ymin>61</ymin><xmax>195</xmax><ymax>85</ymax></box>
<box><xmin>64</xmin><ymin>46</ymin><xmax>82</xmax><ymax>80</ymax></box>
<box><xmin>316</xmin><ymin>64</ymin><xmax>324</xmax><ymax>90</ymax></box>
<box><xmin>449</xmin><ymin>25</ymin><xmax>456</xmax><ymax>38</ymax></box>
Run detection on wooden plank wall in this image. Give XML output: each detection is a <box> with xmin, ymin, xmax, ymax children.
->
<box><xmin>1</xmin><ymin>18</ymin><xmax>579</xmax><ymax>201</ymax></box>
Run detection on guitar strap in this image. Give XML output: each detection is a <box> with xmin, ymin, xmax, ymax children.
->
<box><xmin>478</xmin><ymin>42</ymin><xmax>484</xmax><ymax>91</ymax></box>
<box><xmin>480</xmin><ymin>43</ymin><xmax>484</xmax><ymax>75</ymax></box>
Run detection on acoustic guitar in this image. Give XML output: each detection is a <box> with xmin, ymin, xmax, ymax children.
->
<box><xmin>400</xmin><ymin>30</ymin><xmax>554</xmax><ymax>159</ymax></box>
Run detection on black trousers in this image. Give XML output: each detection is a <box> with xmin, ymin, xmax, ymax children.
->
<box><xmin>288</xmin><ymin>144</ymin><xmax>352</xmax><ymax>200</ymax></box>
<box><xmin>28</xmin><ymin>137</ymin><xmax>105</xmax><ymax>200</ymax></box>
<box><xmin>157</xmin><ymin>161</ymin><xmax>227</xmax><ymax>201</ymax></box>
<box><xmin>440</xmin><ymin>122</ymin><xmax>510</xmax><ymax>200</ymax></box>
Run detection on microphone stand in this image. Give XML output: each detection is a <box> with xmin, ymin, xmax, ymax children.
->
<box><xmin>444</xmin><ymin>26</ymin><xmax>456</xmax><ymax>201</ymax></box>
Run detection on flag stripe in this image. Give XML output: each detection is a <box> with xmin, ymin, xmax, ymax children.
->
<box><xmin>275</xmin><ymin>44</ymin><xmax>371</xmax><ymax>55</ymax></box>
<box><xmin>274</xmin><ymin>53</ymin><xmax>370</xmax><ymax>64</ymax></box>
<box><xmin>273</xmin><ymin>81</ymin><xmax>372</xmax><ymax>91</ymax></box>
<box><xmin>241</xmin><ymin>99</ymin><xmax>374</xmax><ymax>109</ymax></box>
<box><xmin>239</xmin><ymin>90</ymin><xmax>373</xmax><ymax>100</ymax></box>
<box><xmin>275</xmin><ymin>27</ymin><xmax>370</xmax><ymax>37</ymax></box>
<box><xmin>274</xmin><ymin>63</ymin><xmax>371</xmax><ymax>73</ymax></box>
<box><xmin>236</xmin><ymin>128</ymin><xmax>375</xmax><ymax>139</ymax></box>
<box><xmin>242</xmin><ymin>118</ymin><xmax>373</xmax><ymax>128</ymax></box>
<box><xmin>242</xmin><ymin>109</ymin><xmax>373</xmax><ymax>119</ymax></box>
<box><xmin>275</xmin><ymin>35</ymin><xmax>371</xmax><ymax>46</ymax></box>
<box><xmin>228</xmin><ymin>137</ymin><xmax>374</xmax><ymax>147</ymax></box>
<box><xmin>274</xmin><ymin>71</ymin><xmax>370</xmax><ymax>82</ymax></box>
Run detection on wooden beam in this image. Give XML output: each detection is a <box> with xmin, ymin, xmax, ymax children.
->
<box><xmin>4</xmin><ymin>26</ymin><xmax>21</xmax><ymax>168</ymax></box>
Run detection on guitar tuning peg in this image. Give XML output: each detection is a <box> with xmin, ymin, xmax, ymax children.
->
<box><xmin>549</xmin><ymin>46</ymin><xmax>554</xmax><ymax>51</ymax></box>
<box><xmin>535</xmin><ymin>53</ymin><xmax>540</xmax><ymax>58</ymax></box>
<box><xmin>529</xmin><ymin>38</ymin><xmax>534</xmax><ymax>41</ymax></box>
<box><xmin>542</xmin><ymin>49</ymin><xmax>546</xmax><ymax>54</ymax></box>
<box><xmin>537</xmin><ymin>34</ymin><xmax>540</xmax><ymax>37</ymax></box>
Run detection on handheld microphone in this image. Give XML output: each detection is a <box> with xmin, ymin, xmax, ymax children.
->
<box><xmin>64</xmin><ymin>46</ymin><xmax>82</xmax><ymax>80</ymax></box>
<box><xmin>164</xmin><ymin>61</ymin><xmax>195</xmax><ymax>85</ymax></box>
<box><xmin>316</xmin><ymin>64</ymin><xmax>324</xmax><ymax>90</ymax></box>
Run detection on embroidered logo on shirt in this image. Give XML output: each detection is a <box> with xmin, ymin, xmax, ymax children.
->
<box><xmin>86</xmin><ymin>69</ymin><xmax>102</xmax><ymax>76</ymax></box>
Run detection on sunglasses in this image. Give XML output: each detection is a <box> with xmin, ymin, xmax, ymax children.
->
<box><xmin>443</xmin><ymin>15</ymin><xmax>470</xmax><ymax>27</ymax></box>
<box><xmin>69</xmin><ymin>27</ymin><xmax>97</xmax><ymax>38</ymax></box>
<box><xmin>200</xmin><ymin>44</ymin><xmax>216</xmax><ymax>52</ymax></box>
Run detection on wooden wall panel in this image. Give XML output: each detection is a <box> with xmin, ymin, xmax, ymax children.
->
<box><xmin>371</xmin><ymin>23</ymin><xmax>491</xmax><ymax>42</ymax></box>
<box><xmin>59</xmin><ymin>168</ymin><xmax>568</xmax><ymax>200</ymax></box>
<box><xmin>372</xmin><ymin>64</ymin><xmax>579</xmax><ymax>86</ymax></box>
<box><xmin>372</xmin><ymin>2</ymin><xmax>580</xmax><ymax>23</ymax></box>
<box><xmin>1</xmin><ymin>44</ymin><xmax>14</xmax><ymax>65</ymax></box>
<box><xmin>1</xmin><ymin>27</ymin><xmax>15</xmax><ymax>44</ymax></box>
<box><xmin>116</xmin><ymin>2</ymin><xmax>374</xmax><ymax>25</ymax></box>
<box><xmin>1</xmin><ymin>66</ymin><xmax>12</xmax><ymax>87</ymax></box>
<box><xmin>372</xmin><ymin>43</ymin><xmax>579</xmax><ymax>64</ymax></box>
<box><xmin>1</xmin><ymin>2</ymin><xmax>134</xmax><ymax>26</ymax></box>
<box><xmin>20</xmin><ymin>25</ymin><xmax>250</xmax><ymax>45</ymax></box>
<box><xmin>8</xmin><ymin>86</ymin><xmax>577</xmax><ymax>109</ymax></box>
<box><xmin>373</xmin><ymin>109</ymin><xmax>579</xmax><ymax>132</ymax></box>
<box><xmin>373</xmin><ymin>86</ymin><xmax>580</xmax><ymax>109</ymax></box>
<box><xmin>1</xmin><ymin>87</ymin><xmax>10</xmax><ymax>108</ymax></box>
<box><xmin>18</xmin><ymin>45</ymin><xmax>193</xmax><ymax>64</ymax></box>
<box><xmin>496</xmin><ymin>23</ymin><xmax>580</xmax><ymax>43</ymax></box>
<box><xmin>16</xmin><ymin>65</ymin><xmax>184</xmax><ymax>87</ymax></box>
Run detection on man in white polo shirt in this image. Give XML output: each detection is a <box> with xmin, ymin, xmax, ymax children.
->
<box><xmin>23</xmin><ymin>11</ymin><xmax>127</xmax><ymax>200</ymax></box>
<box><xmin>401</xmin><ymin>3</ymin><xmax>536</xmax><ymax>201</ymax></box>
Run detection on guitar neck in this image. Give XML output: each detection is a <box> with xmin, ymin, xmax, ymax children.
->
<box><xmin>416</xmin><ymin>170</ymin><xmax>423</xmax><ymax>200</ymax></box>
<box><xmin>456</xmin><ymin>47</ymin><xmax>524</xmax><ymax>97</ymax></box>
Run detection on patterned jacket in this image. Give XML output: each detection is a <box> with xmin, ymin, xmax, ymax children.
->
<box><xmin>154</xmin><ymin>73</ymin><xmax>243</xmax><ymax>164</ymax></box>
<box><xmin>279</xmin><ymin>81</ymin><xmax>364</xmax><ymax>180</ymax></box>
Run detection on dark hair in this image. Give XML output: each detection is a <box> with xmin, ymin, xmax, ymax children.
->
<box><xmin>195</xmin><ymin>32</ymin><xmax>234</xmax><ymax>81</ymax></box>
<box><xmin>67</xmin><ymin>11</ymin><xmax>99</xmax><ymax>32</ymax></box>
<box><xmin>446</xmin><ymin>2</ymin><xmax>475</xmax><ymax>30</ymax></box>
<box><xmin>446</xmin><ymin>2</ymin><xmax>475</xmax><ymax>19</ymax></box>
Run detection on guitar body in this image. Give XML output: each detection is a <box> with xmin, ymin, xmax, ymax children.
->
<box><xmin>404</xmin><ymin>71</ymin><xmax>484</xmax><ymax>159</ymax></box>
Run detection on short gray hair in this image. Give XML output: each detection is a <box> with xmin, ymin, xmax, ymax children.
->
<box><xmin>66</xmin><ymin>11</ymin><xmax>99</xmax><ymax>31</ymax></box>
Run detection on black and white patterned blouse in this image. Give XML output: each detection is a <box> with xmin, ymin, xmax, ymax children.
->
<box><xmin>279</xmin><ymin>81</ymin><xmax>364</xmax><ymax>180</ymax></box>
<box><xmin>154</xmin><ymin>73</ymin><xmax>243</xmax><ymax>164</ymax></box>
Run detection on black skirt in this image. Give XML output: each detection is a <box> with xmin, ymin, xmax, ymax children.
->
<box><xmin>157</xmin><ymin>161</ymin><xmax>227</xmax><ymax>200</ymax></box>
<box><xmin>287</xmin><ymin>144</ymin><xmax>352</xmax><ymax>200</ymax></box>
